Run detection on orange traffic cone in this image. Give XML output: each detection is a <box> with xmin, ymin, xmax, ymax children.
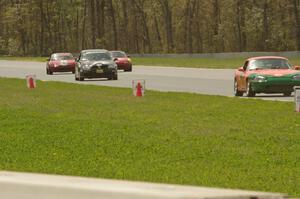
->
<box><xmin>26</xmin><ymin>75</ymin><xmax>36</xmax><ymax>89</ymax></box>
<box><xmin>136</xmin><ymin>82</ymin><xmax>143</xmax><ymax>97</ymax></box>
<box><xmin>28</xmin><ymin>77</ymin><xmax>35</xmax><ymax>88</ymax></box>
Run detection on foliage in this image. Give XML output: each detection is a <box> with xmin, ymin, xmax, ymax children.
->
<box><xmin>1</xmin><ymin>0</ymin><xmax>300</xmax><ymax>55</ymax></box>
<box><xmin>0</xmin><ymin>77</ymin><xmax>299</xmax><ymax>196</ymax></box>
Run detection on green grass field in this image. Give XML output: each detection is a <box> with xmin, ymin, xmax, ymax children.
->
<box><xmin>0</xmin><ymin>77</ymin><xmax>299</xmax><ymax>196</ymax></box>
<box><xmin>0</xmin><ymin>56</ymin><xmax>47</xmax><ymax>62</ymax></box>
<box><xmin>134</xmin><ymin>56</ymin><xmax>300</xmax><ymax>69</ymax></box>
<box><xmin>1</xmin><ymin>55</ymin><xmax>300</xmax><ymax>69</ymax></box>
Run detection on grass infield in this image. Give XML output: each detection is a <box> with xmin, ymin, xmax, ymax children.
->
<box><xmin>1</xmin><ymin>56</ymin><xmax>300</xmax><ymax>69</ymax></box>
<box><xmin>0</xmin><ymin>77</ymin><xmax>299</xmax><ymax>196</ymax></box>
<box><xmin>133</xmin><ymin>57</ymin><xmax>300</xmax><ymax>69</ymax></box>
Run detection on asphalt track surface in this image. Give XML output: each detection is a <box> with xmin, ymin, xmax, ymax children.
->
<box><xmin>0</xmin><ymin>60</ymin><xmax>295</xmax><ymax>102</ymax></box>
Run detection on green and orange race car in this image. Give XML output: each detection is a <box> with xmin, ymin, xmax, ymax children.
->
<box><xmin>234</xmin><ymin>56</ymin><xmax>300</xmax><ymax>97</ymax></box>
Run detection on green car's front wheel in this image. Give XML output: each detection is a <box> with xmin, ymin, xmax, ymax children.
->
<box><xmin>245</xmin><ymin>81</ymin><xmax>255</xmax><ymax>97</ymax></box>
<box><xmin>234</xmin><ymin>79</ymin><xmax>243</xmax><ymax>96</ymax></box>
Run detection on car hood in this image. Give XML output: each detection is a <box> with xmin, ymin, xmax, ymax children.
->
<box><xmin>83</xmin><ymin>60</ymin><xmax>114</xmax><ymax>66</ymax></box>
<box><xmin>248</xmin><ymin>69</ymin><xmax>300</xmax><ymax>76</ymax></box>
<box><xmin>50</xmin><ymin>60</ymin><xmax>75</xmax><ymax>65</ymax></box>
<box><xmin>115</xmin><ymin>58</ymin><xmax>129</xmax><ymax>62</ymax></box>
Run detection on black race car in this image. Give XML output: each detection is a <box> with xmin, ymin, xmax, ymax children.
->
<box><xmin>75</xmin><ymin>49</ymin><xmax>118</xmax><ymax>81</ymax></box>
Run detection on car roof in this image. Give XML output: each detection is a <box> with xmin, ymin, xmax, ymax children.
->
<box><xmin>52</xmin><ymin>53</ymin><xmax>73</xmax><ymax>56</ymax></box>
<box><xmin>81</xmin><ymin>49</ymin><xmax>108</xmax><ymax>53</ymax></box>
<box><xmin>247</xmin><ymin>56</ymin><xmax>288</xmax><ymax>61</ymax></box>
<box><xmin>110</xmin><ymin>50</ymin><xmax>125</xmax><ymax>53</ymax></box>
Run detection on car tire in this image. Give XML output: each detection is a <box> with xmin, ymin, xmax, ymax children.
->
<box><xmin>75</xmin><ymin>68</ymin><xmax>79</xmax><ymax>81</ymax></box>
<box><xmin>113</xmin><ymin>73</ymin><xmax>118</xmax><ymax>80</ymax></box>
<box><xmin>78</xmin><ymin>70</ymin><xmax>84</xmax><ymax>81</ymax></box>
<box><xmin>75</xmin><ymin>68</ymin><xmax>84</xmax><ymax>81</ymax></box>
<box><xmin>234</xmin><ymin>79</ymin><xmax>243</xmax><ymax>96</ymax></box>
<box><xmin>245</xmin><ymin>81</ymin><xmax>255</xmax><ymax>97</ymax></box>
<box><xmin>46</xmin><ymin>68</ymin><xmax>53</xmax><ymax>75</ymax></box>
<box><xmin>125</xmin><ymin>66</ymin><xmax>132</xmax><ymax>72</ymax></box>
<box><xmin>283</xmin><ymin>92</ymin><xmax>292</xmax><ymax>97</ymax></box>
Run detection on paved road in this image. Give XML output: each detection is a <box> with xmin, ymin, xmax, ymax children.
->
<box><xmin>0</xmin><ymin>60</ymin><xmax>294</xmax><ymax>102</ymax></box>
<box><xmin>0</xmin><ymin>171</ymin><xmax>287</xmax><ymax>199</ymax></box>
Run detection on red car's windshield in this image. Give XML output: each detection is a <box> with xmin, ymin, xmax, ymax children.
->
<box><xmin>248</xmin><ymin>59</ymin><xmax>291</xmax><ymax>70</ymax></box>
<box><xmin>51</xmin><ymin>54</ymin><xmax>74</xmax><ymax>61</ymax></box>
<box><xmin>111</xmin><ymin>51</ymin><xmax>126</xmax><ymax>58</ymax></box>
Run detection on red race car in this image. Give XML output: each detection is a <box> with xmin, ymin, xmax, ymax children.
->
<box><xmin>46</xmin><ymin>53</ymin><xmax>76</xmax><ymax>75</ymax></box>
<box><xmin>110</xmin><ymin>51</ymin><xmax>132</xmax><ymax>72</ymax></box>
<box><xmin>234</xmin><ymin>56</ymin><xmax>300</xmax><ymax>97</ymax></box>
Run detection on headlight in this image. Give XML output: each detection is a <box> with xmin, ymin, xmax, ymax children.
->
<box><xmin>128</xmin><ymin>58</ymin><xmax>132</xmax><ymax>62</ymax></box>
<box><xmin>292</xmin><ymin>74</ymin><xmax>300</xmax><ymax>80</ymax></box>
<box><xmin>252</xmin><ymin>75</ymin><xmax>267</xmax><ymax>82</ymax></box>
<box><xmin>108</xmin><ymin>63</ymin><xmax>117</xmax><ymax>69</ymax></box>
<box><xmin>81</xmin><ymin>64</ymin><xmax>90</xmax><ymax>70</ymax></box>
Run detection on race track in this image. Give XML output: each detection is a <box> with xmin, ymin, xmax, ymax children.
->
<box><xmin>0</xmin><ymin>60</ymin><xmax>294</xmax><ymax>102</ymax></box>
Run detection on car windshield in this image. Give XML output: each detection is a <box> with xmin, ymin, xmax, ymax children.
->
<box><xmin>51</xmin><ymin>54</ymin><xmax>74</xmax><ymax>61</ymax></box>
<box><xmin>111</xmin><ymin>51</ymin><xmax>126</xmax><ymax>58</ymax></box>
<box><xmin>82</xmin><ymin>52</ymin><xmax>112</xmax><ymax>61</ymax></box>
<box><xmin>248</xmin><ymin>59</ymin><xmax>291</xmax><ymax>70</ymax></box>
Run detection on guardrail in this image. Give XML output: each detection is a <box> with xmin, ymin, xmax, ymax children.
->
<box><xmin>130</xmin><ymin>51</ymin><xmax>300</xmax><ymax>58</ymax></box>
<box><xmin>0</xmin><ymin>171</ymin><xmax>288</xmax><ymax>199</ymax></box>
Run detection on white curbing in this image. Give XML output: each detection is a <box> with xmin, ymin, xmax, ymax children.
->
<box><xmin>0</xmin><ymin>171</ymin><xmax>288</xmax><ymax>199</ymax></box>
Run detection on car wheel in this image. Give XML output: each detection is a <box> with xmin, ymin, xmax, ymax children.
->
<box><xmin>234</xmin><ymin>79</ymin><xmax>243</xmax><ymax>96</ymax></box>
<box><xmin>75</xmin><ymin>68</ymin><xmax>79</xmax><ymax>80</ymax></box>
<box><xmin>113</xmin><ymin>73</ymin><xmax>118</xmax><ymax>80</ymax></box>
<box><xmin>77</xmin><ymin>70</ymin><xmax>84</xmax><ymax>81</ymax></box>
<box><xmin>75</xmin><ymin>69</ymin><xmax>84</xmax><ymax>81</ymax></box>
<box><xmin>47</xmin><ymin>68</ymin><xmax>53</xmax><ymax>75</ymax></box>
<box><xmin>245</xmin><ymin>81</ymin><xmax>255</xmax><ymax>97</ymax></box>
<box><xmin>125</xmin><ymin>67</ymin><xmax>132</xmax><ymax>72</ymax></box>
<box><xmin>283</xmin><ymin>92</ymin><xmax>292</xmax><ymax>97</ymax></box>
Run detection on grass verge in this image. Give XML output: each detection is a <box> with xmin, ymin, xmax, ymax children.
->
<box><xmin>0</xmin><ymin>77</ymin><xmax>299</xmax><ymax>196</ymax></box>
<box><xmin>1</xmin><ymin>56</ymin><xmax>300</xmax><ymax>69</ymax></box>
<box><xmin>133</xmin><ymin>57</ymin><xmax>300</xmax><ymax>69</ymax></box>
<box><xmin>0</xmin><ymin>56</ymin><xmax>46</xmax><ymax>62</ymax></box>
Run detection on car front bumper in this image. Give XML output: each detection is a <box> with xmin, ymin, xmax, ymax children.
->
<box><xmin>251</xmin><ymin>78</ymin><xmax>300</xmax><ymax>93</ymax></box>
<box><xmin>50</xmin><ymin>65</ymin><xmax>75</xmax><ymax>72</ymax></box>
<box><xmin>116</xmin><ymin>62</ymin><xmax>132</xmax><ymax>70</ymax></box>
<box><xmin>80</xmin><ymin>67</ymin><xmax>117</xmax><ymax>78</ymax></box>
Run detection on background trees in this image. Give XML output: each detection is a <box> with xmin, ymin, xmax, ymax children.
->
<box><xmin>0</xmin><ymin>0</ymin><xmax>300</xmax><ymax>56</ymax></box>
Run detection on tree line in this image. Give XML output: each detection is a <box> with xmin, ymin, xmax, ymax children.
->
<box><xmin>0</xmin><ymin>0</ymin><xmax>300</xmax><ymax>56</ymax></box>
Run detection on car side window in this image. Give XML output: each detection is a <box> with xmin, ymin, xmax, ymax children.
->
<box><xmin>243</xmin><ymin>61</ymin><xmax>249</xmax><ymax>71</ymax></box>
